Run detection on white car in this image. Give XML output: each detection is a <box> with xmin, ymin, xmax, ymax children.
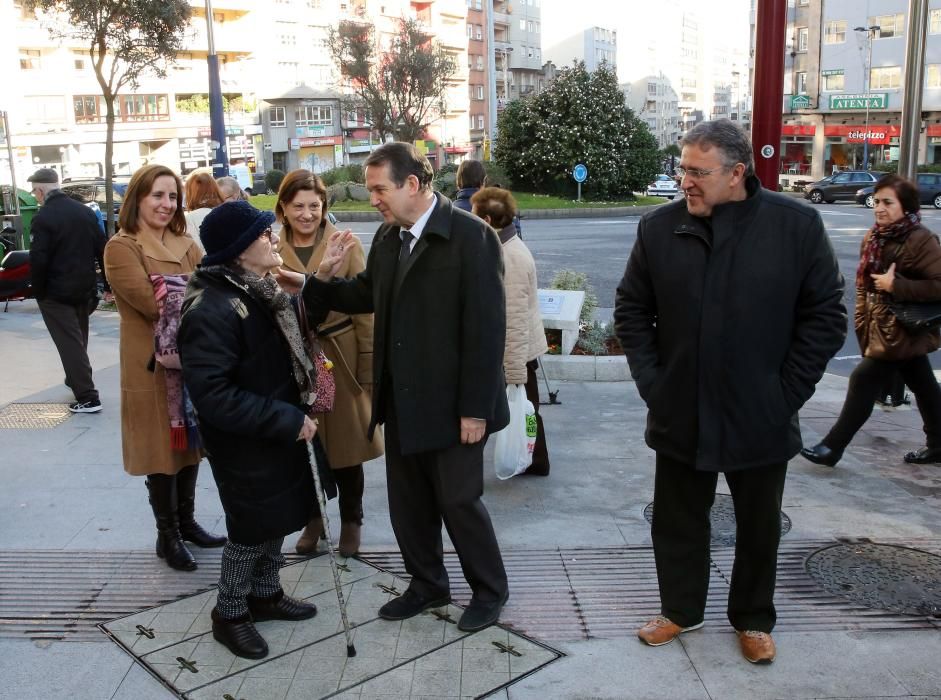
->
<box><xmin>646</xmin><ymin>174</ymin><xmax>679</xmax><ymax>199</ymax></box>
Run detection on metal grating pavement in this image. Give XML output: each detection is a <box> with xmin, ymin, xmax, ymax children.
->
<box><xmin>0</xmin><ymin>402</ymin><xmax>71</xmax><ymax>429</ymax></box>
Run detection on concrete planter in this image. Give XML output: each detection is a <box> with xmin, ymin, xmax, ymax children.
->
<box><xmin>540</xmin><ymin>353</ymin><xmax>630</xmax><ymax>381</ymax></box>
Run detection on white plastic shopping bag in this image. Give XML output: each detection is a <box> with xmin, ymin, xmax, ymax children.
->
<box><xmin>494</xmin><ymin>384</ymin><xmax>537</xmax><ymax>480</ymax></box>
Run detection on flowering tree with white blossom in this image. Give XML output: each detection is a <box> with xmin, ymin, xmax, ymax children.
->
<box><xmin>494</xmin><ymin>62</ymin><xmax>659</xmax><ymax>200</ymax></box>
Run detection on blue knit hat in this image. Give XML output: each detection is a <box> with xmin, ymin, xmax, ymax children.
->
<box><xmin>200</xmin><ymin>200</ymin><xmax>275</xmax><ymax>266</ymax></box>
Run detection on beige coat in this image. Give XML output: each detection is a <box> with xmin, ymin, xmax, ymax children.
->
<box><xmin>104</xmin><ymin>230</ymin><xmax>203</xmax><ymax>476</ymax></box>
<box><xmin>501</xmin><ymin>228</ymin><xmax>548</xmax><ymax>384</ymax></box>
<box><xmin>278</xmin><ymin>222</ymin><xmax>384</xmax><ymax>468</ymax></box>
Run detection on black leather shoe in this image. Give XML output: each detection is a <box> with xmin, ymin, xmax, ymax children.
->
<box><xmin>457</xmin><ymin>590</ymin><xmax>509</xmax><ymax>632</ymax></box>
<box><xmin>211</xmin><ymin>608</ymin><xmax>268</xmax><ymax>659</ymax></box>
<box><xmin>378</xmin><ymin>588</ymin><xmax>451</xmax><ymax>621</ymax></box>
<box><xmin>904</xmin><ymin>446</ymin><xmax>941</xmax><ymax>464</ymax></box>
<box><xmin>247</xmin><ymin>590</ymin><xmax>317</xmax><ymax>622</ymax></box>
<box><xmin>799</xmin><ymin>443</ymin><xmax>842</xmax><ymax>467</ymax></box>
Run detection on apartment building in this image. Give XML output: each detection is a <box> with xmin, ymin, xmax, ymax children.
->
<box><xmin>622</xmin><ymin>75</ymin><xmax>681</xmax><ymax>148</ymax></box>
<box><xmin>775</xmin><ymin>0</ymin><xmax>941</xmax><ymax>179</ymax></box>
<box><xmin>544</xmin><ymin>26</ymin><xmax>616</xmax><ymax>74</ymax></box>
<box><xmin>2</xmin><ymin>0</ymin><xmax>473</xmax><ymax>184</ymax></box>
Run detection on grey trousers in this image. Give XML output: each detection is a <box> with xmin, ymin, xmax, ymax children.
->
<box><xmin>216</xmin><ymin>538</ymin><xmax>285</xmax><ymax>619</ymax></box>
<box><xmin>38</xmin><ymin>298</ymin><xmax>98</xmax><ymax>403</ymax></box>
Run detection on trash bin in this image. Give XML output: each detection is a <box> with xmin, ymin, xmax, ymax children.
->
<box><xmin>0</xmin><ymin>187</ymin><xmax>38</xmax><ymax>249</ymax></box>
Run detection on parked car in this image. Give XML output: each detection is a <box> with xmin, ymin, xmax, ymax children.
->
<box><xmin>803</xmin><ymin>170</ymin><xmax>880</xmax><ymax>204</ymax></box>
<box><xmin>60</xmin><ymin>178</ymin><xmax>125</xmax><ymax>215</ymax></box>
<box><xmin>855</xmin><ymin>172</ymin><xmax>941</xmax><ymax>209</ymax></box>
<box><xmin>646</xmin><ymin>174</ymin><xmax>679</xmax><ymax>199</ymax></box>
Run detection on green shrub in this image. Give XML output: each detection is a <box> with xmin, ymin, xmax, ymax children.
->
<box><xmin>265</xmin><ymin>169</ymin><xmax>285</xmax><ymax>193</ymax></box>
<box><xmin>549</xmin><ymin>269</ymin><xmax>598</xmax><ymax>324</ymax></box>
<box><xmin>576</xmin><ymin>320</ymin><xmax>609</xmax><ymax>355</ymax></box>
<box><xmin>320</xmin><ymin>164</ymin><xmax>365</xmax><ymax>185</ymax></box>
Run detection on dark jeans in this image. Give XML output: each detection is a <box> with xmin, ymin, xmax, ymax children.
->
<box><xmin>334</xmin><ymin>464</ymin><xmax>365</xmax><ymax>524</ymax></box>
<box><xmin>652</xmin><ymin>454</ymin><xmax>787</xmax><ymax>633</ymax></box>
<box><xmin>824</xmin><ymin>355</ymin><xmax>941</xmax><ymax>451</ymax></box>
<box><xmin>38</xmin><ymin>298</ymin><xmax>98</xmax><ymax>403</ymax></box>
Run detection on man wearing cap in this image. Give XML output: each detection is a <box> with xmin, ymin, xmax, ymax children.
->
<box><xmin>28</xmin><ymin>168</ymin><xmax>108</xmax><ymax>413</ymax></box>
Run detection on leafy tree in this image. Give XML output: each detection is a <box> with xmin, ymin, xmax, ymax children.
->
<box><xmin>328</xmin><ymin>17</ymin><xmax>458</xmax><ymax>143</ymax></box>
<box><xmin>494</xmin><ymin>62</ymin><xmax>660</xmax><ymax>200</ymax></box>
<box><xmin>26</xmin><ymin>0</ymin><xmax>191</xmax><ymax>234</ymax></box>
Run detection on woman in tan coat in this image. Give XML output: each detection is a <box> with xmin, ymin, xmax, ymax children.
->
<box><xmin>104</xmin><ymin>164</ymin><xmax>226</xmax><ymax>571</ymax></box>
<box><xmin>275</xmin><ymin>169</ymin><xmax>383</xmax><ymax>556</ymax></box>
<box><xmin>471</xmin><ymin>186</ymin><xmax>550</xmax><ymax>475</ymax></box>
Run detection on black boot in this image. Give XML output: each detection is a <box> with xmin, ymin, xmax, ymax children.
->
<box><xmin>176</xmin><ymin>464</ymin><xmax>227</xmax><ymax>548</ymax></box>
<box><xmin>146</xmin><ymin>474</ymin><xmax>197</xmax><ymax>571</ymax></box>
<box><xmin>211</xmin><ymin>607</ymin><xmax>268</xmax><ymax>659</ymax></box>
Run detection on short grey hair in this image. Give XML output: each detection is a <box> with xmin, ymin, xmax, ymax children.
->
<box><xmin>681</xmin><ymin>119</ymin><xmax>755</xmax><ymax>177</ymax></box>
<box><xmin>32</xmin><ymin>182</ymin><xmax>60</xmax><ymax>197</ymax></box>
<box><xmin>216</xmin><ymin>176</ymin><xmax>242</xmax><ymax>199</ymax></box>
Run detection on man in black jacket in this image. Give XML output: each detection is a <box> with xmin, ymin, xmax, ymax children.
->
<box><xmin>28</xmin><ymin>168</ymin><xmax>107</xmax><ymax>413</ymax></box>
<box><xmin>302</xmin><ymin>142</ymin><xmax>510</xmax><ymax>632</ymax></box>
<box><xmin>614</xmin><ymin>120</ymin><xmax>846</xmax><ymax>664</ymax></box>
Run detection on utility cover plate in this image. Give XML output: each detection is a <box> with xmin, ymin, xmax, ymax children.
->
<box><xmin>0</xmin><ymin>402</ymin><xmax>71</xmax><ymax>429</ymax></box>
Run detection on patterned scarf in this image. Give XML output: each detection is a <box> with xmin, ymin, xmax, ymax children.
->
<box><xmin>218</xmin><ymin>264</ymin><xmax>316</xmax><ymax>407</ymax></box>
<box><xmin>856</xmin><ymin>211</ymin><xmax>921</xmax><ymax>290</ymax></box>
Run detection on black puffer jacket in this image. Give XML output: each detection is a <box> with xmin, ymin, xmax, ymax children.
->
<box><xmin>29</xmin><ymin>189</ymin><xmax>107</xmax><ymax>304</ymax></box>
<box><xmin>178</xmin><ymin>267</ymin><xmax>315</xmax><ymax>545</ymax></box>
<box><xmin>615</xmin><ymin>176</ymin><xmax>847</xmax><ymax>472</ymax></box>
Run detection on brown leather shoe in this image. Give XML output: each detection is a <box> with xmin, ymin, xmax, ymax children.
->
<box><xmin>295</xmin><ymin>516</ymin><xmax>324</xmax><ymax>555</ymax></box>
<box><xmin>338</xmin><ymin>522</ymin><xmax>361</xmax><ymax>558</ymax></box>
<box><xmin>737</xmin><ymin>630</ymin><xmax>776</xmax><ymax>664</ymax></box>
<box><xmin>637</xmin><ymin>615</ymin><xmax>704</xmax><ymax>646</ymax></box>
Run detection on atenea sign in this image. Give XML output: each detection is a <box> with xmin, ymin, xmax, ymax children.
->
<box><xmin>829</xmin><ymin>93</ymin><xmax>889</xmax><ymax>110</ymax></box>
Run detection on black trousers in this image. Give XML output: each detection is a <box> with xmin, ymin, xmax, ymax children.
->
<box><xmin>652</xmin><ymin>454</ymin><xmax>788</xmax><ymax>633</ymax></box>
<box><xmin>38</xmin><ymin>298</ymin><xmax>98</xmax><ymax>403</ymax></box>
<box><xmin>824</xmin><ymin>355</ymin><xmax>941</xmax><ymax>451</ymax></box>
<box><xmin>384</xmin><ymin>401</ymin><xmax>508</xmax><ymax>603</ymax></box>
<box><xmin>522</xmin><ymin>359</ymin><xmax>550</xmax><ymax>475</ymax></box>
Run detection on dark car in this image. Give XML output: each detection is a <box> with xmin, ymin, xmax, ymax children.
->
<box><xmin>855</xmin><ymin>172</ymin><xmax>941</xmax><ymax>209</ymax></box>
<box><xmin>60</xmin><ymin>178</ymin><xmax>125</xmax><ymax>215</ymax></box>
<box><xmin>804</xmin><ymin>170</ymin><xmax>880</xmax><ymax>204</ymax></box>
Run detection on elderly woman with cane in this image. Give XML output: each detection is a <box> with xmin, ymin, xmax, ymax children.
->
<box><xmin>178</xmin><ymin>200</ymin><xmax>321</xmax><ymax>660</ymax></box>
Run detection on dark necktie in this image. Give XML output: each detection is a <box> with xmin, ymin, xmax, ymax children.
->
<box><xmin>399</xmin><ymin>229</ymin><xmax>414</xmax><ymax>262</ymax></box>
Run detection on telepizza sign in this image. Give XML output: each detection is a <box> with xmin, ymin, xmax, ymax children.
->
<box><xmin>823</xmin><ymin>125</ymin><xmax>900</xmax><ymax>145</ymax></box>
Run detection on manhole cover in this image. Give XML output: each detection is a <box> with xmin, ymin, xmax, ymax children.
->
<box><xmin>805</xmin><ymin>542</ymin><xmax>941</xmax><ymax>616</ymax></box>
<box><xmin>643</xmin><ymin>493</ymin><xmax>792</xmax><ymax>547</ymax></box>
<box><xmin>0</xmin><ymin>403</ymin><xmax>71</xmax><ymax>429</ymax></box>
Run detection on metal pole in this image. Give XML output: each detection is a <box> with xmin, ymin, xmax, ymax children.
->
<box><xmin>863</xmin><ymin>32</ymin><xmax>872</xmax><ymax>170</ymax></box>
<box><xmin>486</xmin><ymin>0</ymin><xmax>497</xmax><ymax>155</ymax></box>
<box><xmin>751</xmin><ymin>0</ymin><xmax>788</xmax><ymax>189</ymax></box>
<box><xmin>899</xmin><ymin>0</ymin><xmax>929</xmax><ymax>179</ymax></box>
<box><xmin>1</xmin><ymin>111</ymin><xmax>19</xmax><ymax>217</ymax></box>
<box><xmin>205</xmin><ymin>0</ymin><xmax>229</xmax><ymax>178</ymax></box>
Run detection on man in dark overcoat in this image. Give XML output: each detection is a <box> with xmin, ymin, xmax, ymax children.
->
<box><xmin>28</xmin><ymin>167</ymin><xmax>107</xmax><ymax>413</ymax></box>
<box><xmin>614</xmin><ymin>120</ymin><xmax>846</xmax><ymax>664</ymax></box>
<box><xmin>302</xmin><ymin>142</ymin><xmax>510</xmax><ymax>632</ymax></box>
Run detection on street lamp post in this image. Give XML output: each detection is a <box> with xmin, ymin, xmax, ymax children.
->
<box><xmin>205</xmin><ymin>0</ymin><xmax>229</xmax><ymax>178</ymax></box>
<box><xmin>855</xmin><ymin>25</ymin><xmax>880</xmax><ymax>170</ymax></box>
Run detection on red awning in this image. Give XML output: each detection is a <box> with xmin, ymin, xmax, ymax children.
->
<box><xmin>445</xmin><ymin>146</ymin><xmax>472</xmax><ymax>154</ymax></box>
<box><xmin>782</xmin><ymin>124</ymin><xmax>816</xmax><ymax>136</ymax></box>
<box><xmin>824</xmin><ymin>125</ymin><xmax>900</xmax><ymax>144</ymax></box>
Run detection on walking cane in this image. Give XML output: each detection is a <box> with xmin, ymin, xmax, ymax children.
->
<box><xmin>538</xmin><ymin>356</ymin><xmax>560</xmax><ymax>405</ymax></box>
<box><xmin>305</xmin><ymin>439</ymin><xmax>356</xmax><ymax>657</ymax></box>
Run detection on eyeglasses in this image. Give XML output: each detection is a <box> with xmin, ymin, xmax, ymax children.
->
<box><xmin>259</xmin><ymin>227</ymin><xmax>274</xmax><ymax>241</ymax></box>
<box><xmin>675</xmin><ymin>165</ymin><xmax>728</xmax><ymax>180</ymax></box>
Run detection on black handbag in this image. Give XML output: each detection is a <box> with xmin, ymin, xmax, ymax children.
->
<box><xmin>889</xmin><ymin>301</ymin><xmax>941</xmax><ymax>333</ymax></box>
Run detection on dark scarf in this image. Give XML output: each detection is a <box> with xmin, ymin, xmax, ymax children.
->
<box><xmin>216</xmin><ymin>264</ymin><xmax>315</xmax><ymax>405</ymax></box>
<box><xmin>856</xmin><ymin>211</ymin><xmax>921</xmax><ymax>289</ymax></box>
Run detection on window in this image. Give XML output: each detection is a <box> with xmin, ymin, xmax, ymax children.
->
<box><xmin>73</xmin><ymin>95</ymin><xmax>99</xmax><ymax>123</ymax></box>
<box><xmin>824</xmin><ymin>20</ymin><xmax>846</xmax><ymax>44</ymax></box>
<box><xmin>823</xmin><ymin>72</ymin><xmax>845</xmax><ymax>91</ymax></box>
<box><xmin>469</xmin><ymin>114</ymin><xmax>476</xmax><ymax>129</ymax></box>
<box><xmin>648</xmin><ymin>82</ymin><xmax>657</xmax><ymax>95</ymax></box>
<box><xmin>519</xmin><ymin>19</ymin><xmax>526</xmax><ymax>31</ymax></box>
<box><xmin>476</xmin><ymin>55</ymin><xmax>483</xmax><ymax>70</ymax></box>
<box><xmin>871</xmin><ymin>66</ymin><xmax>901</xmax><ymax>89</ymax></box>
<box><xmin>797</xmin><ymin>27</ymin><xmax>808</xmax><ymax>52</ymax></box>
<box><xmin>931</xmin><ymin>9</ymin><xmax>941</xmax><ymax>34</ymax></box>
<box><xmin>72</xmin><ymin>50</ymin><xmax>87</xmax><ymax>70</ymax></box>
<box><xmin>475</xmin><ymin>0</ymin><xmax>481</xmax><ymax>8</ymax></box>
<box><xmin>528</xmin><ymin>21</ymin><xmax>534</xmax><ymax>33</ymax></box>
<box><xmin>475</xmin><ymin>24</ymin><xmax>482</xmax><ymax>40</ymax></box>
<box><xmin>280</xmin><ymin>33</ymin><xmax>296</xmax><ymax>46</ymax></box>
<box><xmin>796</xmin><ymin>72</ymin><xmax>807</xmax><ymax>94</ymax></box>
<box><xmin>307</xmin><ymin>0</ymin><xmax>321</xmax><ymax>7</ymax></box>
<box><xmin>477</xmin><ymin>115</ymin><xmax>484</xmax><ymax>130</ymax></box>
<box><xmin>870</xmin><ymin>14</ymin><xmax>905</xmax><ymax>39</ymax></box>
<box><xmin>19</xmin><ymin>49</ymin><xmax>40</xmax><ymax>70</ymax></box>
<box><xmin>120</xmin><ymin>94</ymin><xmax>169</xmax><ymax>121</ymax></box>
<box><xmin>467</xmin><ymin>23</ymin><xmax>473</xmax><ymax>38</ymax></box>
<box><xmin>268</xmin><ymin>106</ymin><xmax>286</xmax><ymax>127</ymax></box>
<box><xmin>798</xmin><ymin>0</ymin><xmax>809</xmax><ymax>5</ymax></box>
<box><xmin>295</xmin><ymin>104</ymin><xmax>332</xmax><ymax>126</ymax></box>
<box><xmin>928</xmin><ymin>65</ymin><xmax>941</xmax><ymax>88</ymax></box>
<box><xmin>476</xmin><ymin>85</ymin><xmax>484</xmax><ymax>99</ymax></box>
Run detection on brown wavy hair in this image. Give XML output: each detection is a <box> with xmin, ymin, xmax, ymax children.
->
<box><xmin>275</xmin><ymin>169</ymin><xmax>329</xmax><ymax>237</ymax></box>
<box><xmin>118</xmin><ymin>164</ymin><xmax>187</xmax><ymax>235</ymax></box>
<box><xmin>184</xmin><ymin>172</ymin><xmax>224</xmax><ymax>211</ymax></box>
<box><xmin>470</xmin><ymin>186</ymin><xmax>517</xmax><ymax>229</ymax></box>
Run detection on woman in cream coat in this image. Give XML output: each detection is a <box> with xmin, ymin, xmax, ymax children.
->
<box><xmin>275</xmin><ymin>169</ymin><xmax>383</xmax><ymax>556</ymax></box>
<box><xmin>104</xmin><ymin>164</ymin><xmax>225</xmax><ymax>571</ymax></box>
<box><xmin>472</xmin><ymin>186</ymin><xmax>550</xmax><ymax>475</ymax></box>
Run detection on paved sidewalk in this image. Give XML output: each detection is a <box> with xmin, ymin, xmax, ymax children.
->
<box><xmin>1</xmin><ymin>299</ymin><xmax>940</xmax><ymax>699</ymax></box>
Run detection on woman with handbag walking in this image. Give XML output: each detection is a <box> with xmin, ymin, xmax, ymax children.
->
<box><xmin>275</xmin><ymin>169</ymin><xmax>383</xmax><ymax>556</ymax></box>
<box><xmin>802</xmin><ymin>173</ymin><xmax>941</xmax><ymax>467</ymax></box>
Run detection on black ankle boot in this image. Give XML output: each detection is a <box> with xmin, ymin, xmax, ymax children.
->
<box><xmin>146</xmin><ymin>474</ymin><xmax>197</xmax><ymax>571</ymax></box>
<box><xmin>176</xmin><ymin>464</ymin><xmax>227</xmax><ymax>548</ymax></box>
<box><xmin>211</xmin><ymin>607</ymin><xmax>268</xmax><ymax>659</ymax></box>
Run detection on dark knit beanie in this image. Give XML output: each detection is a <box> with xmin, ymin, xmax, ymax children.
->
<box><xmin>200</xmin><ymin>200</ymin><xmax>275</xmax><ymax>266</ymax></box>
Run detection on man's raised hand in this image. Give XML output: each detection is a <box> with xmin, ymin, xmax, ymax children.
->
<box><xmin>316</xmin><ymin>229</ymin><xmax>356</xmax><ymax>281</ymax></box>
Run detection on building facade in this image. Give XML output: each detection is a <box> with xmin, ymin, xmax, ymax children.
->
<box><xmin>622</xmin><ymin>75</ymin><xmax>682</xmax><ymax>148</ymax></box>
<box><xmin>544</xmin><ymin>26</ymin><xmax>616</xmax><ymax>74</ymax></box>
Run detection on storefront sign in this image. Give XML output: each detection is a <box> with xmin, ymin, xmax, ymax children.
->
<box><xmin>829</xmin><ymin>93</ymin><xmax>889</xmax><ymax>110</ymax></box>
<box><xmin>821</xmin><ymin>69</ymin><xmax>844</xmax><ymax>76</ymax></box>
<box><xmin>823</xmin><ymin>125</ymin><xmax>900</xmax><ymax>145</ymax></box>
<box><xmin>782</xmin><ymin>124</ymin><xmax>816</xmax><ymax>136</ymax></box>
<box><xmin>197</xmin><ymin>127</ymin><xmax>243</xmax><ymax>137</ymax></box>
<box><xmin>790</xmin><ymin>95</ymin><xmax>813</xmax><ymax>109</ymax></box>
<box><xmin>288</xmin><ymin>136</ymin><xmax>342</xmax><ymax>150</ymax></box>
<box><xmin>296</xmin><ymin>126</ymin><xmax>326</xmax><ymax>138</ymax></box>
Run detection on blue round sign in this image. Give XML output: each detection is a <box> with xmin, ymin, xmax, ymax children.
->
<box><xmin>573</xmin><ymin>163</ymin><xmax>588</xmax><ymax>183</ymax></box>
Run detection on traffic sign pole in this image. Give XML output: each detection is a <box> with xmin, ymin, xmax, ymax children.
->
<box><xmin>572</xmin><ymin>163</ymin><xmax>587</xmax><ymax>201</ymax></box>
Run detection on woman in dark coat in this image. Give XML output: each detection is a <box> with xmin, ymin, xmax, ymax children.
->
<box><xmin>802</xmin><ymin>173</ymin><xmax>941</xmax><ymax>467</ymax></box>
<box><xmin>178</xmin><ymin>200</ymin><xmax>319</xmax><ymax>660</ymax></box>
